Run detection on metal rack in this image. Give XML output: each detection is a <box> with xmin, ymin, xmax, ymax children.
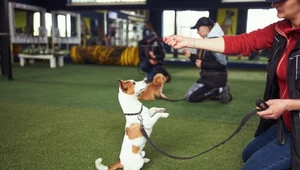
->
<box><xmin>8</xmin><ymin>2</ymin><xmax>47</xmax><ymax>45</ymax></box>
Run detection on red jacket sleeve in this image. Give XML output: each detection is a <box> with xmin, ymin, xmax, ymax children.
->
<box><xmin>223</xmin><ymin>22</ymin><xmax>278</xmax><ymax>56</ymax></box>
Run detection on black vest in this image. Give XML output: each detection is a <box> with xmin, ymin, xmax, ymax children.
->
<box><xmin>255</xmin><ymin>32</ymin><xmax>300</xmax><ymax>169</ymax></box>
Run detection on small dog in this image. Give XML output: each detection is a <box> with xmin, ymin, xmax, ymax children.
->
<box><xmin>95</xmin><ymin>79</ymin><xmax>169</xmax><ymax>170</ymax></box>
<box><xmin>138</xmin><ymin>73</ymin><xmax>167</xmax><ymax>101</ymax></box>
<box><xmin>155</xmin><ymin>66</ymin><xmax>171</xmax><ymax>83</ymax></box>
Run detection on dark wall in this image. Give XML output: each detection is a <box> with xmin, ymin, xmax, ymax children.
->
<box><xmin>8</xmin><ymin>0</ymin><xmax>272</xmax><ymax>38</ymax></box>
<box><xmin>237</xmin><ymin>9</ymin><xmax>248</xmax><ymax>34</ymax></box>
<box><xmin>9</xmin><ymin>0</ymin><xmax>37</xmax><ymax>5</ymax></box>
<box><xmin>9</xmin><ymin>0</ymin><xmax>273</xmax><ymax>10</ymax></box>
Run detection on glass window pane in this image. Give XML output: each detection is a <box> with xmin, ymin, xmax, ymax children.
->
<box><xmin>66</xmin><ymin>14</ymin><xmax>71</xmax><ymax>37</ymax></box>
<box><xmin>177</xmin><ymin>10</ymin><xmax>209</xmax><ymax>38</ymax></box>
<box><xmin>163</xmin><ymin>10</ymin><xmax>209</xmax><ymax>38</ymax></box>
<box><xmin>247</xmin><ymin>8</ymin><xmax>282</xmax><ymax>33</ymax></box>
<box><xmin>163</xmin><ymin>10</ymin><xmax>175</xmax><ymax>37</ymax></box>
<box><xmin>33</xmin><ymin>12</ymin><xmax>40</xmax><ymax>36</ymax></box>
<box><xmin>57</xmin><ymin>14</ymin><xmax>66</xmax><ymax>37</ymax></box>
<box><xmin>45</xmin><ymin>13</ymin><xmax>52</xmax><ymax>37</ymax></box>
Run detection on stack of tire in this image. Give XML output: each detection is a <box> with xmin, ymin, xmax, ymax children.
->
<box><xmin>70</xmin><ymin>45</ymin><xmax>140</xmax><ymax>66</ymax></box>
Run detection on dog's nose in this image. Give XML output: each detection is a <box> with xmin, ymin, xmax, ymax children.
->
<box><xmin>144</xmin><ymin>80</ymin><xmax>148</xmax><ymax>83</ymax></box>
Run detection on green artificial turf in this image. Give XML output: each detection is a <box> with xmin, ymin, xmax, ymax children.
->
<box><xmin>0</xmin><ymin>63</ymin><xmax>267</xmax><ymax>170</ymax></box>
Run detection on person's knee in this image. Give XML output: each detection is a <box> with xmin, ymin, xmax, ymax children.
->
<box><xmin>185</xmin><ymin>93</ymin><xmax>204</xmax><ymax>102</ymax></box>
<box><xmin>147</xmin><ymin>77</ymin><xmax>153</xmax><ymax>83</ymax></box>
<box><xmin>241</xmin><ymin>141</ymin><xmax>257</xmax><ymax>163</ymax></box>
<box><xmin>139</xmin><ymin>62</ymin><xmax>148</xmax><ymax>72</ymax></box>
<box><xmin>186</xmin><ymin>96</ymin><xmax>194</xmax><ymax>102</ymax></box>
<box><xmin>241</xmin><ymin>147</ymin><xmax>250</xmax><ymax>163</ymax></box>
<box><xmin>146</xmin><ymin>70</ymin><xmax>156</xmax><ymax>82</ymax></box>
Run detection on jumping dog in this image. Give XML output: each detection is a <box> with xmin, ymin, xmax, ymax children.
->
<box><xmin>95</xmin><ymin>79</ymin><xmax>169</xmax><ymax>170</ymax></box>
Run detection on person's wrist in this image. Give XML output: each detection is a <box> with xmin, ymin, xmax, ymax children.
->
<box><xmin>187</xmin><ymin>38</ymin><xmax>194</xmax><ymax>48</ymax></box>
<box><xmin>284</xmin><ymin>99</ymin><xmax>293</xmax><ymax>111</ymax></box>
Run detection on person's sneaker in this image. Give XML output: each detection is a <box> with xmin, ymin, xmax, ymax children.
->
<box><xmin>219</xmin><ymin>84</ymin><xmax>232</xmax><ymax>104</ymax></box>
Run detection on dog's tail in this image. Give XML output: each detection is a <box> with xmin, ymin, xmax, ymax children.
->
<box><xmin>95</xmin><ymin>158</ymin><xmax>123</xmax><ymax>170</ymax></box>
<box><xmin>95</xmin><ymin>158</ymin><xmax>108</xmax><ymax>170</ymax></box>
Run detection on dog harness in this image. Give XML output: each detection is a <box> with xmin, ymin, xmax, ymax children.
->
<box><xmin>123</xmin><ymin>105</ymin><xmax>143</xmax><ymax>116</ymax></box>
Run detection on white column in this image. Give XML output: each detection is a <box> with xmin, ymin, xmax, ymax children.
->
<box><xmin>58</xmin><ymin>56</ymin><xmax>64</xmax><ymax>67</ymax></box>
<box><xmin>50</xmin><ymin>57</ymin><xmax>56</xmax><ymax>68</ymax></box>
<box><xmin>20</xmin><ymin>58</ymin><xmax>25</xmax><ymax>66</ymax></box>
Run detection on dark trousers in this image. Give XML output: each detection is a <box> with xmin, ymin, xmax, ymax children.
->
<box><xmin>185</xmin><ymin>83</ymin><xmax>220</xmax><ymax>102</ymax></box>
<box><xmin>242</xmin><ymin>124</ymin><xmax>291</xmax><ymax>170</ymax></box>
<box><xmin>139</xmin><ymin>60</ymin><xmax>160</xmax><ymax>82</ymax></box>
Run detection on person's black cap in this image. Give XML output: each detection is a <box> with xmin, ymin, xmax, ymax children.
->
<box><xmin>191</xmin><ymin>17</ymin><xmax>215</xmax><ymax>29</ymax></box>
<box><xmin>143</xmin><ymin>28</ymin><xmax>154</xmax><ymax>40</ymax></box>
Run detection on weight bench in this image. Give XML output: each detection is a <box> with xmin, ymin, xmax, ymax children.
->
<box><xmin>18</xmin><ymin>53</ymin><xmax>65</xmax><ymax>68</ymax></box>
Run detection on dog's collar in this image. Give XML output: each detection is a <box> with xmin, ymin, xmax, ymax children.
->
<box><xmin>124</xmin><ymin>105</ymin><xmax>143</xmax><ymax>116</ymax></box>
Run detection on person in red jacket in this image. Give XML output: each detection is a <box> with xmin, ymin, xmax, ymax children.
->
<box><xmin>162</xmin><ymin>0</ymin><xmax>300</xmax><ymax>169</ymax></box>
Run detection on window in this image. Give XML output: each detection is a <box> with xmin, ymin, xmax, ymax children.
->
<box><xmin>33</xmin><ymin>12</ymin><xmax>52</xmax><ymax>37</ymax></box>
<box><xmin>162</xmin><ymin>10</ymin><xmax>175</xmax><ymax>37</ymax></box>
<box><xmin>57</xmin><ymin>15</ymin><xmax>66</xmax><ymax>37</ymax></box>
<box><xmin>45</xmin><ymin>13</ymin><xmax>52</xmax><ymax>37</ymax></box>
<box><xmin>33</xmin><ymin>12</ymin><xmax>40</xmax><ymax>36</ymax></box>
<box><xmin>163</xmin><ymin>10</ymin><xmax>209</xmax><ymax>38</ymax></box>
<box><xmin>57</xmin><ymin>14</ymin><xmax>71</xmax><ymax>37</ymax></box>
<box><xmin>247</xmin><ymin>8</ymin><xmax>282</xmax><ymax>33</ymax></box>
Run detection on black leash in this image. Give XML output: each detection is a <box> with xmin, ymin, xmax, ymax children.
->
<box><xmin>159</xmin><ymin>97</ymin><xmax>186</xmax><ymax>102</ymax></box>
<box><xmin>139</xmin><ymin>99</ymin><xmax>284</xmax><ymax>160</ymax></box>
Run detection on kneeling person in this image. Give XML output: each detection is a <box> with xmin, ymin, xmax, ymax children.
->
<box><xmin>184</xmin><ymin>17</ymin><xmax>232</xmax><ymax>104</ymax></box>
<box><xmin>138</xmin><ymin>28</ymin><xmax>168</xmax><ymax>83</ymax></box>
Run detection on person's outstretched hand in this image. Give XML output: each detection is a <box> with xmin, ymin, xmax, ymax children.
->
<box><xmin>162</xmin><ymin>35</ymin><xmax>189</xmax><ymax>49</ymax></box>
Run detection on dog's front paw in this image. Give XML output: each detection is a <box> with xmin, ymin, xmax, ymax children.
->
<box><xmin>161</xmin><ymin>113</ymin><xmax>169</xmax><ymax>118</ymax></box>
<box><xmin>156</xmin><ymin>107</ymin><xmax>166</xmax><ymax>113</ymax></box>
<box><xmin>150</xmin><ymin>107</ymin><xmax>166</xmax><ymax>113</ymax></box>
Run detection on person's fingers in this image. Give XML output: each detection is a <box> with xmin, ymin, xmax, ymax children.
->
<box><xmin>163</xmin><ymin>36</ymin><xmax>179</xmax><ymax>46</ymax></box>
<box><xmin>169</xmin><ymin>40</ymin><xmax>177</xmax><ymax>47</ymax></box>
<box><xmin>162</xmin><ymin>36</ymin><xmax>174</xmax><ymax>43</ymax></box>
<box><xmin>257</xmin><ymin>109</ymin><xmax>278</xmax><ymax>119</ymax></box>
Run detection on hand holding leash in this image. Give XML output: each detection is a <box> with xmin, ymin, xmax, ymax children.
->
<box><xmin>255</xmin><ymin>99</ymin><xmax>286</xmax><ymax>145</ymax></box>
<box><xmin>255</xmin><ymin>99</ymin><xmax>269</xmax><ymax>111</ymax></box>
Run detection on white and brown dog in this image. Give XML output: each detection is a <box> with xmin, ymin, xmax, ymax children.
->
<box><xmin>95</xmin><ymin>79</ymin><xmax>169</xmax><ymax>170</ymax></box>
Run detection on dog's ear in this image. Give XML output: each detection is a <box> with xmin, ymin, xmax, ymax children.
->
<box><xmin>152</xmin><ymin>76</ymin><xmax>159</xmax><ymax>85</ymax></box>
<box><xmin>117</xmin><ymin>79</ymin><xmax>128</xmax><ymax>92</ymax></box>
<box><xmin>162</xmin><ymin>75</ymin><xmax>166</xmax><ymax>82</ymax></box>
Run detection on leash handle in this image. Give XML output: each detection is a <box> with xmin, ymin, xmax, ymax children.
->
<box><xmin>255</xmin><ymin>99</ymin><xmax>269</xmax><ymax>111</ymax></box>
